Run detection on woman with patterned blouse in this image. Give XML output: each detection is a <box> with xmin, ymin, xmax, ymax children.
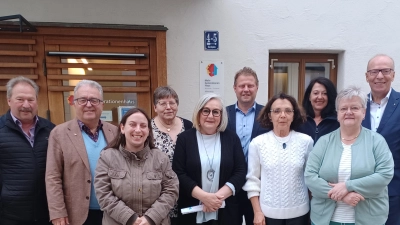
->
<box><xmin>151</xmin><ymin>86</ymin><xmax>193</xmax><ymax>224</ymax></box>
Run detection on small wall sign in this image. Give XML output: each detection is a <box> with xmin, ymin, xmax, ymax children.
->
<box><xmin>204</xmin><ymin>31</ymin><xmax>219</xmax><ymax>51</ymax></box>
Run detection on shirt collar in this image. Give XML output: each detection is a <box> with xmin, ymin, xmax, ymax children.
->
<box><xmin>77</xmin><ymin>119</ymin><xmax>103</xmax><ymax>131</ymax></box>
<box><xmin>369</xmin><ymin>88</ymin><xmax>392</xmax><ymax>104</ymax></box>
<box><xmin>10</xmin><ymin>111</ymin><xmax>39</xmax><ymax>127</ymax></box>
<box><xmin>235</xmin><ymin>102</ymin><xmax>256</xmax><ymax>113</ymax></box>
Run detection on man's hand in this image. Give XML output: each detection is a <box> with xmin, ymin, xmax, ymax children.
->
<box><xmin>52</xmin><ymin>217</ymin><xmax>69</xmax><ymax>225</ymax></box>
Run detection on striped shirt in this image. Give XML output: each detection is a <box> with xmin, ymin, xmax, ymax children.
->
<box><xmin>331</xmin><ymin>143</ymin><xmax>355</xmax><ymax>223</ymax></box>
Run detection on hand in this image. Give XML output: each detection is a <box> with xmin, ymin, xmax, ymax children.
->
<box><xmin>52</xmin><ymin>217</ymin><xmax>69</xmax><ymax>225</ymax></box>
<box><xmin>202</xmin><ymin>205</ymin><xmax>219</xmax><ymax>212</ymax></box>
<box><xmin>328</xmin><ymin>182</ymin><xmax>349</xmax><ymax>201</ymax></box>
<box><xmin>137</xmin><ymin>216</ymin><xmax>150</xmax><ymax>225</ymax></box>
<box><xmin>133</xmin><ymin>217</ymin><xmax>142</xmax><ymax>225</ymax></box>
<box><xmin>342</xmin><ymin>192</ymin><xmax>365</xmax><ymax>207</ymax></box>
<box><xmin>200</xmin><ymin>193</ymin><xmax>223</xmax><ymax>211</ymax></box>
<box><xmin>253</xmin><ymin>211</ymin><xmax>266</xmax><ymax>225</ymax></box>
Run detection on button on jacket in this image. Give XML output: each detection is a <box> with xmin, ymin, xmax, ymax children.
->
<box><xmin>94</xmin><ymin>144</ymin><xmax>179</xmax><ymax>225</ymax></box>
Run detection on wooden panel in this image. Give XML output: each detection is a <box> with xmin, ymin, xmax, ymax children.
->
<box><xmin>0</xmin><ymin>74</ymin><xmax>39</xmax><ymax>80</ymax></box>
<box><xmin>48</xmin><ymin>86</ymin><xmax>149</xmax><ymax>92</ymax></box>
<box><xmin>0</xmin><ymin>50</ymin><xmax>37</xmax><ymax>56</ymax></box>
<box><xmin>0</xmin><ymin>39</ymin><xmax>36</xmax><ymax>44</ymax></box>
<box><xmin>58</xmin><ymin>45</ymin><xmax>146</xmax><ymax>54</ymax></box>
<box><xmin>47</xmin><ymin>75</ymin><xmax>149</xmax><ymax>81</ymax></box>
<box><xmin>0</xmin><ymin>63</ymin><xmax>37</xmax><ymax>68</ymax></box>
<box><xmin>45</xmin><ymin>39</ymin><xmax>148</xmax><ymax>47</ymax></box>
<box><xmin>0</xmin><ymin>86</ymin><xmax>5</xmax><ymax>91</ymax></box>
<box><xmin>46</xmin><ymin>63</ymin><xmax>148</xmax><ymax>70</ymax></box>
<box><xmin>45</xmin><ymin>44</ymin><xmax>65</xmax><ymax>125</ymax></box>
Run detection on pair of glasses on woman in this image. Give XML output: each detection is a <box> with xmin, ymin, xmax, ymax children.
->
<box><xmin>270</xmin><ymin>109</ymin><xmax>294</xmax><ymax>115</ymax></box>
<box><xmin>74</xmin><ymin>98</ymin><xmax>103</xmax><ymax>105</ymax></box>
<box><xmin>338</xmin><ymin>106</ymin><xmax>362</xmax><ymax>113</ymax></box>
<box><xmin>201</xmin><ymin>108</ymin><xmax>222</xmax><ymax>117</ymax></box>
<box><xmin>157</xmin><ymin>101</ymin><xmax>177</xmax><ymax>108</ymax></box>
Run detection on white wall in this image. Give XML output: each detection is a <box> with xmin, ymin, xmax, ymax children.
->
<box><xmin>2</xmin><ymin>0</ymin><xmax>400</xmax><ymax>119</ymax></box>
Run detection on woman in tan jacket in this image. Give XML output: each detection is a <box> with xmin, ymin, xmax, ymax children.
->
<box><xmin>94</xmin><ymin>108</ymin><xmax>179</xmax><ymax>225</ymax></box>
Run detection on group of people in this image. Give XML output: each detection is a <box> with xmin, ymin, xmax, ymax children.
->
<box><xmin>0</xmin><ymin>53</ymin><xmax>399</xmax><ymax>225</ymax></box>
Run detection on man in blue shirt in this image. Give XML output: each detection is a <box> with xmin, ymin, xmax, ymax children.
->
<box><xmin>226</xmin><ymin>67</ymin><xmax>269</xmax><ymax>225</ymax></box>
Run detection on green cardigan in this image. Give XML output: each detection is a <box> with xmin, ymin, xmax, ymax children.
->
<box><xmin>305</xmin><ymin>127</ymin><xmax>394</xmax><ymax>225</ymax></box>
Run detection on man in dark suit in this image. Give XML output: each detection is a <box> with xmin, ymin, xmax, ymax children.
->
<box><xmin>362</xmin><ymin>54</ymin><xmax>400</xmax><ymax>225</ymax></box>
<box><xmin>226</xmin><ymin>67</ymin><xmax>269</xmax><ymax>225</ymax></box>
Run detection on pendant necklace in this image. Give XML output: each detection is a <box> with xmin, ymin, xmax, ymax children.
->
<box><xmin>200</xmin><ymin>132</ymin><xmax>217</xmax><ymax>182</ymax></box>
<box><xmin>158</xmin><ymin>117</ymin><xmax>174</xmax><ymax>132</ymax></box>
<box><xmin>341</xmin><ymin>130</ymin><xmax>361</xmax><ymax>142</ymax></box>
<box><xmin>272</xmin><ymin>131</ymin><xmax>292</xmax><ymax>149</ymax></box>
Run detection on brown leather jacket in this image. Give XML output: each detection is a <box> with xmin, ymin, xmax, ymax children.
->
<box><xmin>94</xmin><ymin>145</ymin><xmax>179</xmax><ymax>225</ymax></box>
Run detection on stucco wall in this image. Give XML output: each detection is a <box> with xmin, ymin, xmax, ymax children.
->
<box><xmin>1</xmin><ymin>0</ymin><xmax>399</xmax><ymax>119</ymax></box>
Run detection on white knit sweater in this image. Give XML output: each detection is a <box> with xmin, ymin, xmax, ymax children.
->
<box><xmin>243</xmin><ymin>130</ymin><xmax>314</xmax><ymax>219</ymax></box>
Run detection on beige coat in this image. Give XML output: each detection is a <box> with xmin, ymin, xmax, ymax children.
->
<box><xmin>46</xmin><ymin>119</ymin><xmax>118</xmax><ymax>225</ymax></box>
<box><xmin>94</xmin><ymin>145</ymin><xmax>179</xmax><ymax>225</ymax></box>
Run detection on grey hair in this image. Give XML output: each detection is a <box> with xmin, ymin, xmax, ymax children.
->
<box><xmin>153</xmin><ymin>86</ymin><xmax>179</xmax><ymax>105</ymax></box>
<box><xmin>74</xmin><ymin>80</ymin><xmax>103</xmax><ymax>99</ymax></box>
<box><xmin>367</xmin><ymin>54</ymin><xmax>395</xmax><ymax>70</ymax></box>
<box><xmin>192</xmin><ymin>93</ymin><xmax>228</xmax><ymax>132</ymax></box>
<box><xmin>6</xmin><ymin>76</ymin><xmax>39</xmax><ymax>99</ymax></box>
<box><xmin>335</xmin><ymin>86</ymin><xmax>367</xmax><ymax>111</ymax></box>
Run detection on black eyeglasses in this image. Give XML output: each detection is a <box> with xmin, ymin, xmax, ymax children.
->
<box><xmin>74</xmin><ymin>98</ymin><xmax>103</xmax><ymax>106</ymax></box>
<box><xmin>367</xmin><ymin>68</ymin><xmax>393</xmax><ymax>76</ymax></box>
<box><xmin>201</xmin><ymin>108</ymin><xmax>222</xmax><ymax>117</ymax></box>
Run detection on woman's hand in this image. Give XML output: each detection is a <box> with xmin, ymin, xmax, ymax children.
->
<box><xmin>253</xmin><ymin>211</ymin><xmax>266</xmax><ymax>225</ymax></box>
<box><xmin>342</xmin><ymin>192</ymin><xmax>365</xmax><ymax>207</ymax></box>
<box><xmin>328</xmin><ymin>182</ymin><xmax>349</xmax><ymax>201</ymax></box>
<box><xmin>200</xmin><ymin>193</ymin><xmax>223</xmax><ymax>211</ymax></box>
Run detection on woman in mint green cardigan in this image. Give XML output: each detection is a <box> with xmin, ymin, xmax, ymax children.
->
<box><xmin>305</xmin><ymin>86</ymin><xmax>394</xmax><ymax>225</ymax></box>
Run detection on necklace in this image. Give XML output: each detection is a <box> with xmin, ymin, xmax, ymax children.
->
<box><xmin>157</xmin><ymin>117</ymin><xmax>174</xmax><ymax>132</ymax></box>
<box><xmin>200</xmin><ymin>132</ymin><xmax>217</xmax><ymax>182</ymax></box>
<box><xmin>272</xmin><ymin>131</ymin><xmax>292</xmax><ymax>149</ymax></box>
<box><xmin>341</xmin><ymin>129</ymin><xmax>361</xmax><ymax>142</ymax></box>
<box><xmin>341</xmin><ymin>135</ymin><xmax>359</xmax><ymax>141</ymax></box>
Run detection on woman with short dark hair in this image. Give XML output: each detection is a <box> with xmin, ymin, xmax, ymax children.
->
<box><xmin>244</xmin><ymin>93</ymin><xmax>313</xmax><ymax>225</ymax></box>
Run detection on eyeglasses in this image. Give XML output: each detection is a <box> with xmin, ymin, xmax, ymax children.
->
<box><xmin>367</xmin><ymin>68</ymin><xmax>393</xmax><ymax>76</ymax></box>
<box><xmin>270</xmin><ymin>108</ymin><xmax>294</xmax><ymax>115</ymax></box>
<box><xmin>201</xmin><ymin>108</ymin><xmax>222</xmax><ymax>117</ymax></box>
<box><xmin>338</xmin><ymin>106</ymin><xmax>362</xmax><ymax>114</ymax></box>
<box><xmin>157</xmin><ymin>101</ymin><xmax>177</xmax><ymax>108</ymax></box>
<box><xmin>74</xmin><ymin>98</ymin><xmax>103</xmax><ymax>106</ymax></box>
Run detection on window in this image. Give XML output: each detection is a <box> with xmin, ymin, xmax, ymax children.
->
<box><xmin>268</xmin><ymin>53</ymin><xmax>337</xmax><ymax>104</ymax></box>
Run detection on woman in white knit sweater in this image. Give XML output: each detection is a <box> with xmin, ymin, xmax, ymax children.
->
<box><xmin>243</xmin><ymin>93</ymin><xmax>314</xmax><ymax>225</ymax></box>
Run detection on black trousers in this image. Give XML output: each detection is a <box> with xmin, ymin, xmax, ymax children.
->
<box><xmin>237</xmin><ymin>190</ymin><xmax>254</xmax><ymax>225</ymax></box>
<box><xmin>82</xmin><ymin>210</ymin><xmax>103</xmax><ymax>225</ymax></box>
<box><xmin>265</xmin><ymin>212</ymin><xmax>309</xmax><ymax>225</ymax></box>
<box><xmin>0</xmin><ymin>217</ymin><xmax>51</xmax><ymax>225</ymax></box>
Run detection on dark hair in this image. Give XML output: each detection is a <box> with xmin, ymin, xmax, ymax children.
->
<box><xmin>302</xmin><ymin>77</ymin><xmax>337</xmax><ymax>118</ymax></box>
<box><xmin>258</xmin><ymin>93</ymin><xmax>305</xmax><ymax>130</ymax></box>
<box><xmin>106</xmin><ymin>108</ymin><xmax>155</xmax><ymax>150</ymax></box>
<box><xmin>234</xmin><ymin>67</ymin><xmax>259</xmax><ymax>86</ymax></box>
<box><xmin>153</xmin><ymin>86</ymin><xmax>179</xmax><ymax>105</ymax></box>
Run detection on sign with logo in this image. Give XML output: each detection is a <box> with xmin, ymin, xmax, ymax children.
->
<box><xmin>200</xmin><ymin>60</ymin><xmax>224</xmax><ymax>98</ymax></box>
<box><xmin>204</xmin><ymin>31</ymin><xmax>219</xmax><ymax>51</ymax></box>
